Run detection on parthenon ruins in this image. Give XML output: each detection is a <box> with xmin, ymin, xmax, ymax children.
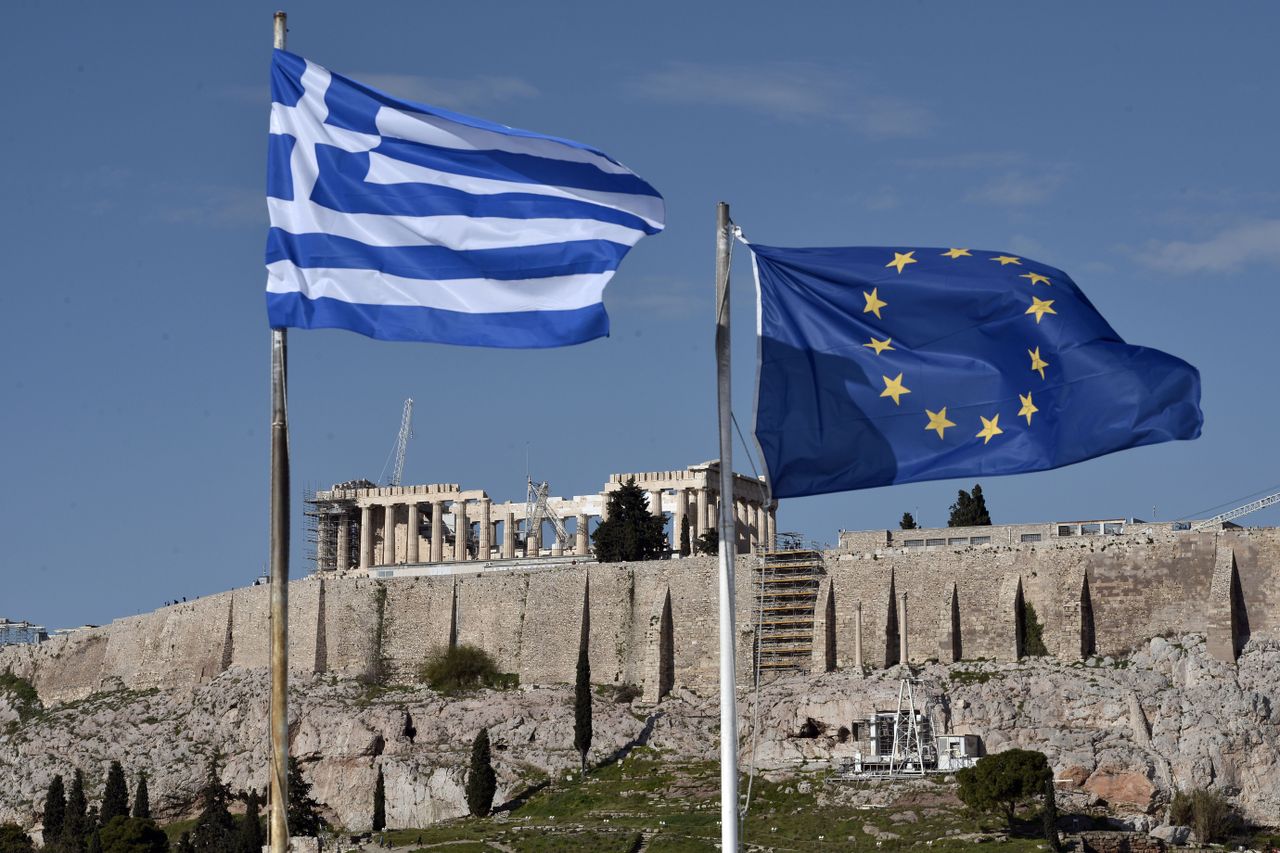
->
<box><xmin>306</xmin><ymin>461</ymin><xmax>776</xmax><ymax>574</ymax></box>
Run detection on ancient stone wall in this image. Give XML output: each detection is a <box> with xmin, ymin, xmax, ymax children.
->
<box><xmin>4</xmin><ymin>529</ymin><xmax>1276</xmax><ymax>705</ymax></box>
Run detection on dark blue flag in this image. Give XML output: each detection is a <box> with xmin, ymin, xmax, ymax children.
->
<box><xmin>749</xmin><ymin>244</ymin><xmax>1202</xmax><ymax>499</ymax></box>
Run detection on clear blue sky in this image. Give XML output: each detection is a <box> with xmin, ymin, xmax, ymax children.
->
<box><xmin>4</xmin><ymin>1</ymin><xmax>1278</xmax><ymax>628</ymax></box>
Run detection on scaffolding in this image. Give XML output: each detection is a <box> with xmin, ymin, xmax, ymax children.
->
<box><xmin>754</xmin><ymin>532</ymin><xmax>825</xmax><ymax>673</ymax></box>
<box><xmin>0</xmin><ymin>619</ymin><xmax>48</xmax><ymax>646</ymax></box>
<box><xmin>304</xmin><ymin>479</ymin><xmax>369</xmax><ymax>573</ymax></box>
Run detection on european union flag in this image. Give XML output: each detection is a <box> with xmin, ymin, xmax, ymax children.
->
<box><xmin>749</xmin><ymin>244</ymin><xmax>1203</xmax><ymax>499</ymax></box>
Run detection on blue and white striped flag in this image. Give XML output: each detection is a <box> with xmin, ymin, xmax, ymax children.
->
<box><xmin>266</xmin><ymin>50</ymin><xmax>665</xmax><ymax>348</ymax></box>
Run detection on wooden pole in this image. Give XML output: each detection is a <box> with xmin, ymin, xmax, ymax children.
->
<box><xmin>269</xmin><ymin>12</ymin><xmax>291</xmax><ymax>853</ymax></box>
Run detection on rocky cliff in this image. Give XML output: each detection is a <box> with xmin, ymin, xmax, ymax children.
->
<box><xmin>1</xmin><ymin>633</ymin><xmax>1275</xmax><ymax>835</ymax></box>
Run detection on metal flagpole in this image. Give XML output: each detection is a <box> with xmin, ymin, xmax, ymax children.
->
<box><xmin>269</xmin><ymin>12</ymin><xmax>292</xmax><ymax>853</ymax></box>
<box><xmin>714</xmin><ymin>201</ymin><xmax>740</xmax><ymax>852</ymax></box>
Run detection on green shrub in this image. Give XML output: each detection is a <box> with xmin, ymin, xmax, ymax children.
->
<box><xmin>418</xmin><ymin>645</ymin><xmax>501</xmax><ymax>693</ymax></box>
<box><xmin>1170</xmin><ymin>788</ymin><xmax>1236</xmax><ymax>843</ymax></box>
<box><xmin>1023</xmin><ymin>601</ymin><xmax>1048</xmax><ymax>657</ymax></box>
<box><xmin>956</xmin><ymin>749</ymin><xmax>1052</xmax><ymax>830</ymax></box>
<box><xmin>0</xmin><ymin>672</ymin><xmax>40</xmax><ymax>723</ymax></box>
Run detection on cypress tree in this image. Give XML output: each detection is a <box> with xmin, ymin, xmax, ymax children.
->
<box><xmin>84</xmin><ymin>829</ymin><xmax>100</xmax><ymax>853</ymax></box>
<box><xmin>43</xmin><ymin>775</ymin><xmax>66</xmax><ymax>841</ymax></box>
<box><xmin>176</xmin><ymin>833</ymin><xmax>194</xmax><ymax>853</ymax></box>
<box><xmin>131</xmin><ymin>775</ymin><xmax>150</xmax><ymax>821</ymax></box>
<box><xmin>371</xmin><ymin>769</ymin><xmax>385</xmax><ymax>832</ymax></box>
<box><xmin>100</xmin><ymin>763</ymin><xmax>129</xmax><ymax>825</ymax></box>
<box><xmin>190</xmin><ymin>761</ymin><xmax>234</xmax><ymax>853</ymax></box>
<box><xmin>236</xmin><ymin>791</ymin><xmax>262</xmax><ymax>853</ymax></box>
<box><xmin>590</xmin><ymin>479</ymin><xmax>667</xmax><ymax>563</ymax></box>
<box><xmin>286</xmin><ymin>759</ymin><xmax>324</xmax><ymax>838</ymax></box>
<box><xmin>0</xmin><ymin>824</ymin><xmax>35</xmax><ymax>853</ymax></box>
<box><xmin>63</xmin><ymin>771</ymin><xmax>88</xmax><ymax>853</ymax></box>
<box><xmin>573</xmin><ymin>643</ymin><xmax>592</xmax><ymax>772</ymax></box>
<box><xmin>948</xmin><ymin>484</ymin><xmax>992</xmax><ymax>527</ymax></box>
<box><xmin>900</xmin><ymin>512</ymin><xmax>918</xmax><ymax>530</ymax></box>
<box><xmin>464</xmin><ymin>729</ymin><xmax>496</xmax><ymax>818</ymax></box>
<box><xmin>678</xmin><ymin>516</ymin><xmax>691</xmax><ymax>557</ymax></box>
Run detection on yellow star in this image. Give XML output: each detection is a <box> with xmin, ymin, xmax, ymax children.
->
<box><xmin>886</xmin><ymin>251</ymin><xmax>918</xmax><ymax>274</ymax></box>
<box><xmin>1018</xmin><ymin>392</ymin><xmax>1039</xmax><ymax>425</ymax></box>
<box><xmin>941</xmin><ymin>248</ymin><xmax>972</xmax><ymax>259</ymax></box>
<box><xmin>1028</xmin><ymin>346</ymin><xmax>1049</xmax><ymax>380</ymax></box>
<box><xmin>924</xmin><ymin>407</ymin><xmax>955</xmax><ymax>439</ymax></box>
<box><xmin>1026</xmin><ymin>296</ymin><xmax>1057</xmax><ymax>324</ymax></box>
<box><xmin>864</xmin><ymin>337</ymin><xmax>894</xmax><ymax>355</ymax></box>
<box><xmin>1020</xmin><ymin>272</ymin><xmax>1051</xmax><ymax>286</ymax></box>
<box><xmin>991</xmin><ymin>255</ymin><xmax>1023</xmax><ymax>266</ymax></box>
<box><xmin>976</xmin><ymin>413</ymin><xmax>1004</xmax><ymax>445</ymax></box>
<box><xmin>863</xmin><ymin>288</ymin><xmax>887</xmax><ymax>319</ymax></box>
<box><xmin>880</xmin><ymin>373</ymin><xmax>911</xmax><ymax>405</ymax></box>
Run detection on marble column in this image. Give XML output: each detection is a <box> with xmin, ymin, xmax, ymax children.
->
<box><xmin>503</xmin><ymin>510</ymin><xmax>516</xmax><ymax>558</ymax></box>
<box><xmin>691</xmin><ymin>493</ymin><xmax>704</xmax><ymax>539</ymax></box>
<box><xmin>336</xmin><ymin>514</ymin><xmax>350</xmax><ymax>571</ymax></box>
<box><xmin>528</xmin><ymin>519</ymin><xmax>541</xmax><ymax>557</ymax></box>
<box><xmin>478</xmin><ymin>499</ymin><xmax>492</xmax><ymax>560</ymax></box>
<box><xmin>755</xmin><ymin>503</ymin><xmax>768</xmax><ymax>552</ymax></box>
<box><xmin>406</xmin><ymin>503</ymin><xmax>420</xmax><ymax>563</ymax></box>
<box><xmin>648</xmin><ymin>490</ymin><xmax>663</xmax><ymax>517</ymax></box>
<box><xmin>735</xmin><ymin>500</ymin><xmax>749</xmax><ymax>551</ymax></box>
<box><xmin>747</xmin><ymin>502</ymin><xmax>759</xmax><ymax>552</ymax></box>
<box><xmin>706</xmin><ymin>495</ymin><xmax>718</xmax><ymax>534</ymax></box>
<box><xmin>598</xmin><ymin>492</ymin><xmax>610</xmax><ymax>522</ymax></box>
<box><xmin>550</xmin><ymin>534</ymin><xmax>563</xmax><ymax>557</ymax></box>
<box><xmin>453</xmin><ymin>500</ymin><xmax>468</xmax><ymax>561</ymax></box>
<box><xmin>381</xmin><ymin>505</ymin><xmax>397</xmax><ymax>565</ymax></box>
<box><xmin>674</xmin><ymin>489</ymin><xmax>689</xmax><ymax>554</ymax></box>
<box><xmin>766</xmin><ymin>503</ymin><xmax>778</xmax><ymax>550</ymax></box>
<box><xmin>430</xmin><ymin>501</ymin><xmax>444</xmax><ymax>563</ymax></box>
<box><xmin>575</xmin><ymin>514</ymin><xmax>590</xmax><ymax>555</ymax></box>
<box><xmin>358</xmin><ymin>505</ymin><xmax>373</xmax><ymax>571</ymax></box>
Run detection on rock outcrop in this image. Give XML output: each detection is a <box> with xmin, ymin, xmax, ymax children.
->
<box><xmin>1</xmin><ymin>633</ymin><xmax>1275</xmax><ymax>833</ymax></box>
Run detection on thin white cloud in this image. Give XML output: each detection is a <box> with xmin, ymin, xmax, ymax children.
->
<box><xmin>629</xmin><ymin>61</ymin><xmax>931</xmax><ymax>138</ymax></box>
<box><xmin>966</xmin><ymin>169</ymin><xmax>1067</xmax><ymax>207</ymax></box>
<box><xmin>1140</xmin><ymin>219</ymin><xmax>1280</xmax><ymax>273</ymax></box>
<box><xmin>352</xmin><ymin>73</ymin><xmax>538</xmax><ymax>111</ymax></box>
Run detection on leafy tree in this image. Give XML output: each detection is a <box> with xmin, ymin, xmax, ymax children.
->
<box><xmin>418</xmin><ymin>645</ymin><xmax>500</xmax><ymax>694</ymax></box>
<box><xmin>464</xmin><ymin>729</ymin><xmax>496</xmax><ymax>818</ymax></box>
<box><xmin>573</xmin><ymin>643</ymin><xmax>592</xmax><ymax>772</ymax></box>
<box><xmin>98</xmin><ymin>817</ymin><xmax>167</xmax><ymax>853</ymax></box>
<box><xmin>948</xmin><ymin>484</ymin><xmax>992</xmax><ymax>527</ymax></box>
<box><xmin>371</xmin><ymin>769</ymin><xmax>385</xmax><ymax>832</ymax></box>
<box><xmin>43</xmin><ymin>775</ymin><xmax>66</xmax><ymax>841</ymax></box>
<box><xmin>131</xmin><ymin>775</ymin><xmax>149</xmax><ymax>821</ymax></box>
<box><xmin>101</xmin><ymin>763</ymin><xmax>130</xmax><ymax>825</ymax></box>
<box><xmin>286</xmin><ymin>759</ymin><xmax>325</xmax><ymax>838</ymax></box>
<box><xmin>900</xmin><ymin>512</ymin><xmax>918</xmax><ymax>530</ymax></box>
<box><xmin>678</xmin><ymin>516</ymin><xmax>691</xmax><ymax>557</ymax></box>
<box><xmin>591</xmin><ymin>479</ymin><xmax>666</xmax><ymax>563</ymax></box>
<box><xmin>63</xmin><ymin>770</ymin><xmax>88</xmax><ymax>853</ymax></box>
<box><xmin>692</xmin><ymin>527</ymin><xmax>718</xmax><ymax>556</ymax></box>
<box><xmin>0</xmin><ymin>824</ymin><xmax>35</xmax><ymax>853</ymax></box>
<box><xmin>1022</xmin><ymin>601</ymin><xmax>1048</xmax><ymax>657</ymax></box>
<box><xmin>189</xmin><ymin>762</ymin><xmax>234</xmax><ymax>853</ymax></box>
<box><xmin>235</xmin><ymin>791</ymin><xmax>262</xmax><ymax>853</ymax></box>
<box><xmin>956</xmin><ymin>749</ymin><xmax>1052</xmax><ymax>830</ymax></box>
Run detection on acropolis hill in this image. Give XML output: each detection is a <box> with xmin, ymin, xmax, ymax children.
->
<box><xmin>1</xmin><ymin>463</ymin><xmax>1272</xmax><ymax>705</ymax></box>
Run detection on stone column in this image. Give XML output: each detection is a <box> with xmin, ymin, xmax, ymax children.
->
<box><xmin>691</xmin><ymin>493</ymin><xmax>704</xmax><ymax>539</ymax></box>
<box><xmin>359</xmin><ymin>506</ymin><xmax>373</xmax><ymax>571</ymax></box>
<box><xmin>503</xmin><ymin>510</ymin><xmax>516</xmax><ymax>559</ymax></box>
<box><xmin>899</xmin><ymin>592</ymin><xmax>909</xmax><ymax>666</ymax></box>
<box><xmin>478</xmin><ymin>499</ymin><xmax>492</xmax><ymax>561</ymax></box>
<box><xmin>576</xmin><ymin>514</ymin><xmax>590</xmax><ymax>555</ymax></box>
<box><xmin>648</xmin><ymin>490</ymin><xmax>663</xmax><ymax>517</ymax></box>
<box><xmin>381</xmin><ymin>504</ymin><xmax>397</xmax><ymax>565</ymax></box>
<box><xmin>598</xmin><ymin>493</ymin><xmax>610</xmax><ymax>522</ymax></box>
<box><xmin>528</xmin><ymin>519</ymin><xmax>541</xmax><ymax>557</ymax></box>
<box><xmin>336</xmin><ymin>514</ymin><xmax>350</xmax><ymax>571</ymax></box>
<box><xmin>766</xmin><ymin>502</ymin><xmax>777</xmax><ymax>550</ymax></box>
<box><xmin>550</xmin><ymin>534</ymin><xmax>564</xmax><ymax>557</ymax></box>
<box><xmin>674</xmin><ymin>489</ymin><xmax>689</xmax><ymax>554</ymax></box>
<box><xmin>406</xmin><ymin>504</ymin><xmax>420</xmax><ymax>563</ymax></box>
<box><xmin>735</xmin><ymin>500</ymin><xmax>749</xmax><ymax>551</ymax></box>
<box><xmin>453</xmin><ymin>500</ymin><xmax>468</xmax><ymax>561</ymax></box>
<box><xmin>854</xmin><ymin>602</ymin><xmax>864</xmax><ymax>672</ymax></box>
<box><xmin>430</xmin><ymin>501</ymin><xmax>444</xmax><ymax>563</ymax></box>
<box><xmin>748</xmin><ymin>502</ymin><xmax>760</xmax><ymax>552</ymax></box>
<box><xmin>755</xmin><ymin>503</ymin><xmax>768</xmax><ymax>552</ymax></box>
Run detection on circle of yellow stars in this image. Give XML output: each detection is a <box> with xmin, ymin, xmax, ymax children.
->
<box><xmin>862</xmin><ymin>247</ymin><xmax>1062</xmax><ymax>446</ymax></box>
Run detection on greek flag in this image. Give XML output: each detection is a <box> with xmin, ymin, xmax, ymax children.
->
<box><xmin>266</xmin><ymin>50</ymin><xmax>665</xmax><ymax>348</ymax></box>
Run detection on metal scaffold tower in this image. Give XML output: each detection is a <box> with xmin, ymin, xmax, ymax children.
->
<box><xmin>754</xmin><ymin>533</ymin><xmax>825</xmax><ymax>673</ymax></box>
<box><xmin>888</xmin><ymin>678</ymin><xmax>933</xmax><ymax>776</ymax></box>
<box><xmin>524</xmin><ymin>477</ymin><xmax>572</xmax><ymax>554</ymax></box>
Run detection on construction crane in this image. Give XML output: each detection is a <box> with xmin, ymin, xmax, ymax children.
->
<box><xmin>1191</xmin><ymin>490</ymin><xmax>1280</xmax><ymax>530</ymax></box>
<box><xmin>386</xmin><ymin>398</ymin><xmax>414</xmax><ymax>487</ymax></box>
<box><xmin>524</xmin><ymin>477</ymin><xmax>572</xmax><ymax>553</ymax></box>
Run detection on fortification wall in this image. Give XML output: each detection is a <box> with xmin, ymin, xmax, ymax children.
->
<box><xmin>4</xmin><ymin>529</ymin><xmax>1276</xmax><ymax>706</ymax></box>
